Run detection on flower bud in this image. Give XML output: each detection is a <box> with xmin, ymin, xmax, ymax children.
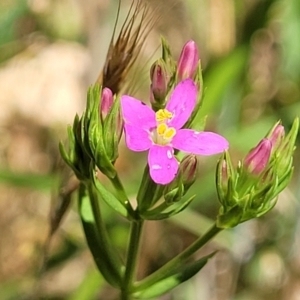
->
<box><xmin>177</xmin><ymin>40</ymin><xmax>199</xmax><ymax>80</ymax></box>
<box><xmin>150</xmin><ymin>59</ymin><xmax>169</xmax><ymax>104</ymax></box>
<box><xmin>267</xmin><ymin>122</ymin><xmax>285</xmax><ymax>150</ymax></box>
<box><xmin>163</xmin><ymin>155</ymin><xmax>198</xmax><ymax>205</ymax></box>
<box><xmin>180</xmin><ymin>155</ymin><xmax>198</xmax><ymax>191</ymax></box>
<box><xmin>216</xmin><ymin>151</ymin><xmax>235</xmax><ymax>206</ymax></box>
<box><xmin>244</xmin><ymin>138</ymin><xmax>272</xmax><ymax>175</ymax></box>
<box><xmin>103</xmin><ymin>97</ymin><xmax>124</xmax><ymax>163</ymax></box>
<box><xmin>100</xmin><ymin>87</ymin><xmax>113</xmax><ymax>121</ymax></box>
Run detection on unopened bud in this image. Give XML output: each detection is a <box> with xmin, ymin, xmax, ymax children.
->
<box><xmin>180</xmin><ymin>155</ymin><xmax>198</xmax><ymax>190</ymax></box>
<box><xmin>244</xmin><ymin>138</ymin><xmax>272</xmax><ymax>175</ymax></box>
<box><xmin>103</xmin><ymin>97</ymin><xmax>124</xmax><ymax>163</ymax></box>
<box><xmin>150</xmin><ymin>59</ymin><xmax>169</xmax><ymax>103</ymax></box>
<box><xmin>177</xmin><ymin>40</ymin><xmax>199</xmax><ymax>80</ymax></box>
<box><xmin>100</xmin><ymin>87</ymin><xmax>113</xmax><ymax>121</ymax></box>
<box><xmin>216</xmin><ymin>151</ymin><xmax>235</xmax><ymax>207</ymax></box>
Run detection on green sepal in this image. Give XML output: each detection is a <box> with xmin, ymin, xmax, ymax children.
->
<box><xmin>103</xmin><ymin>96</ymin><xmax>121</xmax><ymax>163</ymax></box>
<box><xmin>78</xmin><ymin>184</ymin><xmax>123</xmax><ymax>288</ymax></box>
<box><xmin>84</xmin><ymin>85</ymin><xmax>116</xmax><ymax>178</ymax></box>
<box><xmin>59</xmin><ymin>138</ymin><xmax>73</xmax><ymax>169</ymax></box>
<box><xmin>160</xmin><ymin>36</ymin><xmax>176</xmax><ymax>87</ymax></box>
<box><xmin>59</xmin><ymin>114</ymin><xmax>92</xmax><ymax>180</ymax></box>
<box><xmin>275</xmin><ymin>167</ymin><xmax>294</xmax><ymax>196</ymax></box>
<box><xmin>161</xmin><ymin>36</ymin><xmax>173</xmax><ymax>64</ymax></box>
<box><xmin>141</xmin><ymin>195</ymin><xmax>195</xmax><ymax>220</ymax></box>
<box><xmin>217</xmin><ymin>205</ymin><xmax>242</xmax><ymax>228</ymax></box>
<box><xmin>133</xmin><ymin>252</ymin><xmax>216</xmax><ymax>299</ymax></box>
<box><xmin>91</xmin><ymin>170</ymin><xmax>129</xmax><ymax>219</ymax></box>
<box><xmin>164</xmin><ymin>183</ymin><xmax>184</xmax><ymax>204</ymax></box>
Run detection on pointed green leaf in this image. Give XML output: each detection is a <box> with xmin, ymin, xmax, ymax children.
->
<box><xmin>59</xmin><ymin>141</ymin><xmax>71</xmax><ymax>166</ymax></box>
<box><xmin>141</xmin><ymin>195</ymin><xmax>195</xmax><ymax>220</ymax></box>
<box><xmin>79</xmin><ymin>184</ymin><xmax>123</xmax><ymax>288</ymax></box>
<box><xmin>92</xmin><ymin>171</ymin><xmax>128</xmax><ymax>218</ymax></box>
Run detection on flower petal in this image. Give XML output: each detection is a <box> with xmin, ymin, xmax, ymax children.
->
<box><xmin>121</xmin><ymin>95</ymin><xmax>156</xmax><ymax>129</ymax></box>
<box><xmin>166</xmin><ymin>79</ymin><xmax>197</xmax><ymax>129</ymax></box>
<box><xmin>172</xmin><ymin>129</ymin><xmax>229</xmax><ymax>155</ymax></box>
<box><xmin>148</xmin><ymin>145</ymin><xmax>179</xmax><ymax>185</ymax></box>
<box><xmin>124</xmin><ymin>124</ymin><xmax>152</xmax><ymax>151</ymax></box>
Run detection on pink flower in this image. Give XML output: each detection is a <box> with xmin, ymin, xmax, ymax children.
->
<box><xmin>121</xmin><ymin>79</ymin><xmax>229</xmax><ymax>184</ymax></box>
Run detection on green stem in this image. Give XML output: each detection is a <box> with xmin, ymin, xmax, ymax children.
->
<box><xmin>110</xmin><ymin>173</ymin><xmax>135</xmax><ymax>218</ymax></box>
<box><xmin>121</xmin><ymin>220</ymin><xmax>144</xmax><ymax>300</ymax></box>
<box><xmin>137</xmin><ymin>165</ymin><xmax>164</xmax><ymax>212</ymax></box>
<box><xmin>135</xmin><ymin>223</ymin><xmax>222</xmax><ymax>291</ymax></box>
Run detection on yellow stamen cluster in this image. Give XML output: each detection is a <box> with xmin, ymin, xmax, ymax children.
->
<box><xmin>156</xmin><ymin>109</ymin><xmax>173</xmax><ymax>123</ymax></box>
<box><xmin>153</xmin><ymin>109</ymin><xmax>176</xmax><ymax>145</ymax></box>
<box><xmin>157</xmin><ymin>124</ymin><xmax>176</xmax><ymax>139</ymax></box>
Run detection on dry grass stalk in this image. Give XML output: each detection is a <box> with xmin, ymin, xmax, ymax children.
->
<box><xmin>96</xmin><ymin>0</ymin><xmax>157</xmax><ymax>94</ymax></box>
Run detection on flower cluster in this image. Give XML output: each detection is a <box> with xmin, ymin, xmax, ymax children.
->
<box><xmin>216</xmin><ymin>119</ymin><xmax>299</xmax><ymax>228</ymax></box>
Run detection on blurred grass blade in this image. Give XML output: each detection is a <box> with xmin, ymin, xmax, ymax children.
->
<box><xmin>197</xmin><ymin>46</ymin><xmax>248</xmax><ymax>119</ymax></box>
<box><xmin>0</xmin><ymin>169</ymin><xmax>57</xmax><ymax>190</ymax></box>
<box><xmin>67</xmin><ymin>268</ymin><xmax>104</xmax><ymax>300</ymax></box>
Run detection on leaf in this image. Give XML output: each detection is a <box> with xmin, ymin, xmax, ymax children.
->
<box><xmin>92</xmin><ymin>171</ymin><xmax>128</xmax><ymax>218</ymax></box>
<box><xmin>79</xmin><ymin>184</ymin><xmax>123</xmax><ymax>288</ymax></box>
<box><xmin>133</xmin><ymin>252</ymin><xmax>216</xmax><ymax>299</ymax></box>
<box><xmin>141</xmin><ymin>195</ymin><xmax>195</xmax><ymax>220</ymax></box>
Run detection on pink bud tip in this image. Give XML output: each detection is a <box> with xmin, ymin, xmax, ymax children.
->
<box><xmin>244</xmin><ymin>138</ymin><xmax>272</xmax><ymax>175</ymax></box>
<box><xmin>177</xmin><ymin>40</ymin><xmax>199</xmax><ymax>80</ymax></box>
<box><xmin>100</xmin><ymin>87</ymin><xmax>113</xmax><ymax>120</ymax></box>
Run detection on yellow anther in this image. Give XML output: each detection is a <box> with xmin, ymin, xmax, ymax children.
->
<box><xmin>156</xmin><ymin>109</ymin><xmax>173</xmax><ymax>123</ymax></box>
<box><xmin>156</xmin><ymin>123</ymin><xmax>176</xmax><ymax>145</ymax></box>
<box><xmin>157</xmin><ymin>123</ymin><xmax>167</xmax><ymax>135</ymax></box>
<box><xmin>164</xmin><ymin>127</ymin><xmax>176</xmax><ymax>139</ymax></box>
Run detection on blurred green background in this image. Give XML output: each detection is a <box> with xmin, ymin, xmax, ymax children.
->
<box><xmin>0</xmin><ymin>0</ymin><xmax>300</xmax><ymax>299</ymax></box>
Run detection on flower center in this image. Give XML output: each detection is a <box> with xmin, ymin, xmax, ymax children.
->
<box><xmin>152</xmin><ymin>109</ymin><xmax>176</xmax><ymax>145</ymax></box>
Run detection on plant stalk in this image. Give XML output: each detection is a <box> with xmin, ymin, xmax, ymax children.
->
<box><xmin>121</xmin><ymin>219</ymin><xmax>144</xmax><ymax>300</ymax></box>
